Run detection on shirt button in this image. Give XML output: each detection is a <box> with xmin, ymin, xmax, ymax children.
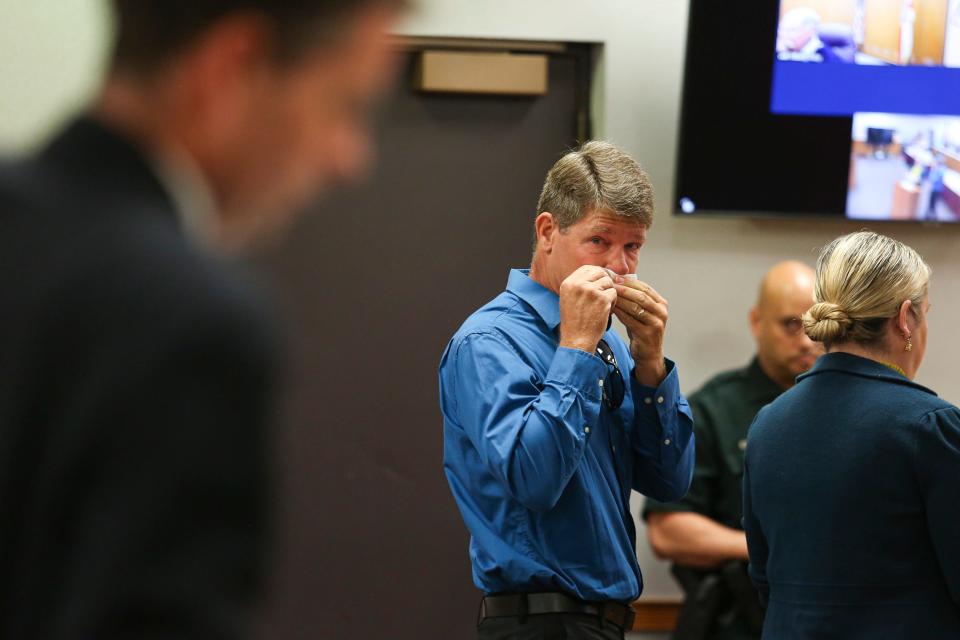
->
<box><xmin>598</xmin><ymin>379</ymin><xmax>604</xmax><ymax>388</ymax></box>
<box><xmin>584</xmin><ymin>427</ymin><xmax>591</xmax><ymax>434</ymax></box>
<box><xmin>663</xmin><ymin>438</ymin><xmax>671</xmax><ymax>446</ymax></box>
<box><xmin>611</xmin><ymin>445</ymin><xmax>617</xmax><ymax>453</ymax></box>
<box><xmin>644</xmin><ymin>397</ymin><xmax>652</xmax><ymax>405</ymax></box>
<box><xmin>657</xmin><ymin>396</ymin><xmax>665</xmax><ymax>404</ymax></box>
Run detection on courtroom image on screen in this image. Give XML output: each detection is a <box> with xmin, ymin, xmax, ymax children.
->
<box><xmin>847</xmin><ymin>112</ymin><xmax>960</xmax><ymax>221</ymax></box>
<box><xmin>771</xmin><ymin>0</ymin><xmax>960</xmax><ymax>116</ymax></box>
<box><xmin>776</xmin><ymin>0</ymin><xmax>957</xmax><ymax>66</ymax></box>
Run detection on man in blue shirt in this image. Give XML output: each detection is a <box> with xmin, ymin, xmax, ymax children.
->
<box><xmin>439</xmin><ymin>141</ymin><xmax>695</xmax><ymax>639</ymax></box>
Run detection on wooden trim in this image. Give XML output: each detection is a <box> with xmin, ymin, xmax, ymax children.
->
<box><xmin>630</xmin><ymin>599</ymin><xmax>681</xmax><ymax>632</ymax></box>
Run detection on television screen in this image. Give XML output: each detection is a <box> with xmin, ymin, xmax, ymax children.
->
<box><xmin>674</xmin><ymin>0</ymin><xmax>960</xmax><ymax>222</ymax></box>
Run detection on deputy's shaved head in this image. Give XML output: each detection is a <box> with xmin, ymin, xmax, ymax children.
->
<box><xmin>757</xmin><ymin>261</ymin><xmax>816</xmax><ymax>312</ymax></box>
<box><xmin>750</xmin><ymin>260</ymin><xmax>820</xmax><ymax>389</ymax></box>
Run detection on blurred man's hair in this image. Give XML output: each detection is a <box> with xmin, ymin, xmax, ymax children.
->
<box><xmin>110</xmin><ymin>0</ymin><xmax>405</xmax><ymax>73</ymax></box>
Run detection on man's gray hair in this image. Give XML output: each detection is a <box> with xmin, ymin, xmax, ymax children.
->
<box><xmin>535</xmin><ymin>141</ymin><xmax>654</xmax><ymax>246</ymax></box>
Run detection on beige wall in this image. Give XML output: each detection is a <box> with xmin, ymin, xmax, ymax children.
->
<box><xmin>3</xmin><ymin>0</ymin><xmax>960</xmax><ymax>601</ymax></box>
<box><xmin>0</xmin><ymin>0</ymin><xmax>110</xmax><ymax>152</ymax></box>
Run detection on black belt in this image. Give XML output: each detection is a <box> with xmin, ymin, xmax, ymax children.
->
<box><xmin>480</xmin><ymin>592</ymin><xmax>635</xmax><ymax>631</ymax></box>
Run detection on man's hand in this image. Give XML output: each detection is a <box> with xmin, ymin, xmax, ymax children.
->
<box><xmin>613</xmin><ymin>279</ymin><xmax>668</xmax><ymax>386</ymax></box>
<box><xmin>558</xmin><ymin>266</ymin><xmax>618</xmax><ymax>354</ymax></box>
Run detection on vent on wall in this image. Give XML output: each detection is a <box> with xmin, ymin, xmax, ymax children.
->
<box><xmin>413</xmin><ymin>50</ymin><xmax>549</xmax><ymax>96</ymax></box>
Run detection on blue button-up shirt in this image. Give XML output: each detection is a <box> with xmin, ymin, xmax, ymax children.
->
<box><xmin>439</xmin><ymin>269</ymin><xmax>695</xmax><ymax>602</ymax></box>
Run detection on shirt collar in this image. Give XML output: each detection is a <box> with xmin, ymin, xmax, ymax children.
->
<box><xmin>507</xmin><ymin>269</ymin><xmax>562</xmax><ymax>330</ymax></box>
<box><xmin>147</xmin><ymin>144</ymin><xmax>219</xmax><ymax>248</ymax></box>
<box><xmin>797</xmin><ymin>351</ymin><xmax>937</xmax><ymax>396</ymax></box>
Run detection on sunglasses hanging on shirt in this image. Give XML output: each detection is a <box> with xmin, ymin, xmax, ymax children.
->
<box><xmin>596</xmin><ymin>339</ymin><xmax>625</xmax><ymax>411</ymax></box>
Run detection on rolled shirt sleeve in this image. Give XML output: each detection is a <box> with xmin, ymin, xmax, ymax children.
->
<box><xmin>629</xmin><ymin>358</ymin><xmax>695</xmax><ymax>503</ymax></box>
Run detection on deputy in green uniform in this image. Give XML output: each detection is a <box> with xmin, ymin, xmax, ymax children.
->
<box><xmin>642</xmin><ymin>261</ymin><xmax>821</xmax><ymax>640</ymax></box>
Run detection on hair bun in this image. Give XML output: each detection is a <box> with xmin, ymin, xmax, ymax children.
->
<box><xmin>803</xmin><ymin>302</ymin><xmax>852</xmax><ymax>343</ymax></box>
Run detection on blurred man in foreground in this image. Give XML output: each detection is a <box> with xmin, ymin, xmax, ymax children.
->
<box><xmin>0</xmin><ymin>1</ymin><xmax>401</xmax><ymax>636</ymax></box>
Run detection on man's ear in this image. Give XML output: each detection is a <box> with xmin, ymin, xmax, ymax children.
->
<box><xmin>176</xmin><ymin>13</ymin><xmax>273</xmax><ymax>139</ymax></box>
<box><xmin>749</xmin><ymin>306</ymin><xmax>761</xmax><ymax>341</ymax></box>
<box><xmin>534</xmin><ymin>212</ymin><xmax>557</xmax><ymax>254</ymax></box>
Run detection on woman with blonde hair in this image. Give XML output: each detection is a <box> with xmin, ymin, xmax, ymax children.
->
<box><xmin>742</xmin><ymin>231</ymin><xmax>960</xmax><ymax>638</ymax></box>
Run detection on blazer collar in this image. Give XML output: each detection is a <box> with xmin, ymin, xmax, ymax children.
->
<box><xmin>798</xmin><ymin>352</ymin><xmax>937</xmax><ymax>397</ymax></box>
<box><xmin>40</xmin><ymin>116</ymin><xmax>179</xmax><ymax>228</ymax></box>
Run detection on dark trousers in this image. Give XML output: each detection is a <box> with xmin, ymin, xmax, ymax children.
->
<box><xmin>477</xmin><ymin>613</ymin><xmax>625</xmax><ymax>640</ymax></box>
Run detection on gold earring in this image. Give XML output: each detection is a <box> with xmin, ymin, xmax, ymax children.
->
<box><xmin>905</xmin><ymin>336</ymin><xmax>913</xmax><ymax>352</ymax></box>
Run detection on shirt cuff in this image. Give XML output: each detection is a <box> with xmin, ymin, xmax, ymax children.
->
<box><xmin>631</xmin><ymin>358</ymin><xmax>680</xmax><ymax>432</ymax></box>
<box><xmin>546</xmin><ymin>346</ymin><xmax>607</xmax><ymax>405</ymax></box>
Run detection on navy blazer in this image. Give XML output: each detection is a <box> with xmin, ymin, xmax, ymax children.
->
<box><xmin>743</xmin><ymin>353</ymin><xmax>960</xmax><ymax>639</ymax></box>
<box><xmin>0</xmin><ymin>119</ymin><xmax>279</xmax><ymax>637</ymax></box>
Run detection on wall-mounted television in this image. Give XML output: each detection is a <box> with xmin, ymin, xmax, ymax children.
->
<box><xmin>674</xmin><ymin>0</ymin><xmax>960</xmax><ymax>222</ymax></box>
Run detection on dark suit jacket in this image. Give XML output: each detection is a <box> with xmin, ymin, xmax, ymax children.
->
<box><xmin>743</xmin><ymin>353</ymin><xmax>960</xmax><ymax>639</ymax></box>
<box><xmin>0</xmin><ymin>118</ymin><xmax>279</xmax><ymax>638</ymax></box>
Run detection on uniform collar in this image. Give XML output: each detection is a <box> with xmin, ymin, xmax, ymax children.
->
<box><xmin>507</xmin><ymin>269</ymin><xmax>561</xmax><ymax>331</ymax></box>
<box><xmin>747</xmin><ymin>356</ymin><xmax>787</xmax><ymax>399</ymax></box>
<box><xmin>797</xmin><ymin>352</ymin><xmax>938</xmax><ymax>396</ymax></box>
